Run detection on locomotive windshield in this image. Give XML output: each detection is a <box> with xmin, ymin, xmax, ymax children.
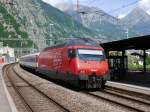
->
<box><xmin>77</xmin><ymin>49</ymin><xmax>105</xmax><ymax>61</ymax></box>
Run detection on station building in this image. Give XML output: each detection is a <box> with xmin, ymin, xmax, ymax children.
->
<box><xmin>0</xmin><ymin>46</ymin><xmax>15</xmax><ymax>64</ymax></box>
<box><xmin>101</xmin><ymin>35</ymin><xmax>150</xmax><ymax>83</ymax></box>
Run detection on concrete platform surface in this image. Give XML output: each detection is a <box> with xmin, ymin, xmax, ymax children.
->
<box><xmin>0</xmin><ymin>65</ymin><xmax>17</xmax><ymax>112</ymax></box>
<box><xmin>106</xmin><ymin>81</ymin><xmax>150</xmax><ymax>95</ymax></box>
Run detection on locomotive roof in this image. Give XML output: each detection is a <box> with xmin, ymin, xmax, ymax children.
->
<box><xmin>43</xmin><ymin>38</ymin><xmax>101</xmax><ymax>51</ymax></box>
<box><xmin>65</xmin><ymin>38</ymin><xmax>101</xmax><ymax>46</ymax></box>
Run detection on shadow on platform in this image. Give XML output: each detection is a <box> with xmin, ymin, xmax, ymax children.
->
<box><xmin>112</xmin><ymin>71</ymin><xmax>150</xmax><ymax>88</ymax></box>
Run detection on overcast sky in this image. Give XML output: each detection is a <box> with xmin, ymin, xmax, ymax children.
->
<box><xmin>42</xmin><ymin>0</ymin><xmax>150</xmax><ymax>18</ymax></box>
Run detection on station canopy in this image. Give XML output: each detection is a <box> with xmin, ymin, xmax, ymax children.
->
<box><xmin>101</xmin><ymin>35</ymin><xmax>150</xmax><ymax>51</ymax></box>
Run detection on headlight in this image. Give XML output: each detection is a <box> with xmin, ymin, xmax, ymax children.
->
<box><xmin>79</xmin><ymin>70</ymin><xmax>86</xmax><ymax>74</ymax></box>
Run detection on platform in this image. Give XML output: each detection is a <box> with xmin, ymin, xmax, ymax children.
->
<box><xmin>106</xmin><ymin>81</ymin><xmax>150</xmax><ymax>96</ymax></box>
<box><xmin>124</xmin><ymin>72</ymin><xmax>150</xmax><ymax>83</ymax></box>
<box><xmin>0</xmin><ymin>65</ymin><xmax>17</xmax><ymax>112</ymax></box>
<box><xmin>110</xmin><ymin>71</ymin><xmax>150</xmax><ymax>88</ymax></box>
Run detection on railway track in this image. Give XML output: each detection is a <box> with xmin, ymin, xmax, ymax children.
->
<box><xmin>4</xmin><ymin>63</ymin><xmax>150</xmax><ymax>112</ymax></box>
<box><xmin>5</xmin><ymin>64</ymin><xmax>33</xmax><ymax>112</ymax></box>
<box><xmin>105</xmin><ymin>85</ymin><xmax>150</xmax><ymax>105</ymax></box>
<box><xmin>4</xmin><ymin>64</ymin><xmax>70</xmax><ymax>112</ymax></box>
<box><xmin>84</xmin><ymin>88</ymin><xmax>150</xmax><ymax>112</ymax></box>
<box><xmin>105</xmin><ymin>85</ymin><xmax>150</xmax><ymax>101</ymax></box>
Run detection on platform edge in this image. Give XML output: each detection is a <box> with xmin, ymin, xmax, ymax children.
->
<box><xmin>1</xmin><ymin>64</ymin><xmax>18</xmax><ymax>112</ymax></box>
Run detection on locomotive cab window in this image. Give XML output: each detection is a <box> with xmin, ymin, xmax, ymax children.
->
<box><xmin>77</xmin><ymin>49</ymin><xmax>105</xmax><ymax>61</ymax></box>
<box><xmin>68</xmin><ymin>49</ymin><xmax>76</xmax><ymax>58</ymax></box>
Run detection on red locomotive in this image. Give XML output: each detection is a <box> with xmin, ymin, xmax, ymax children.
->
<box><xmin>20</xmin><ymin>38</ymin><xmax>109</xmax><ymax>89</ymax></box>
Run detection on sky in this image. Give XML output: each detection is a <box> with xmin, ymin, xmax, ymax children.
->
<box><xmin>42</xmin><ymin>0</ymin><xmax>150</xmax><ymax>18</ymax></box>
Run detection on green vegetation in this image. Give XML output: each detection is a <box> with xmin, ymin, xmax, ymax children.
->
<box><xmin>128</xmin><ymin>64</ymin><xmax>150</xmax><ymax>72</ymax></box>
<box><xmin>128</xmin><ymin>55</ymin><xmax>150</xmax><ymax>72</ymax></box>
<box><xmin>91</xmin><ymin>21</ymin><xmax>126</xmax><ymax>40</ymax></box>
<box><xmin>0</xmin><ymin>3</ymin><xmax>32</xmax><ymax>48</ymax></box>
<box><xmin>146</xmin><ymin>56</ymin><xmax>150</xmax><ymax>65</ymax></box>
<box><xmin>38</xmin><ymin>0</ymin><xmax>97</xmax><ymax>38</ymax></box>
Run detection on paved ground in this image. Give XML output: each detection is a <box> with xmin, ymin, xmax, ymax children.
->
<box><xmin>0</xmin><ymin>65</ymin><xmax>14</xmax><ymax>112</ymax></box>
<box><xmin>106</xmin><ymin>81</ymin><xmax>150</xmax><ymax>95</ymax></box>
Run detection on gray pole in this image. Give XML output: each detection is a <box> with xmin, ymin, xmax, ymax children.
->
<box><xmin>125</xmin><ymin>28</ymin><xmax>129</xmax><ymax>39</ymax></box>
<box><xmin>50</xmin><ymin>24</ymin><xmax>54</xmax><ymax>45</ymax></box>
<box><xmin>143</xmin><ymin>49</ymin><xmax>146</xmax><ymax>73</ymax></box>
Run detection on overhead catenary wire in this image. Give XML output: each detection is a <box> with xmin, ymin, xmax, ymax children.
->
<box><xmin>86</xmin><ymin>0</ymin><xmax>98</xmax><ymax>6</ymax></box>
<box><xmin>93</xmin><ymin>0</ymin><xmax>142</xmax><ymax>15</ymax></box>
<box><xmin>76</xmin><ymin>0</ymin><xmax>142</xmax><ymax>39</ymax></box>
<box><xmin>108</xmin><ymin>0</ymin><xmax>142</xmax><ymax>14</ymax></box>
<box><xmin>77</xmin><ymin>0</ymin><xmax>142</xmax><ymax>27</ymax></box>
<box><xmin>77</xmin><ymin>0</ymin><xmax>141</xmax><ymax>15</ymax></box>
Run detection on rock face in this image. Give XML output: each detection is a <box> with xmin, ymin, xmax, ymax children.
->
<box><xmin>56</xmin><ymin>3</ymin><xmax>132</xmax><ymax>41</ymax></box>
<box><xmin>56</xmin><ymin>3</ymin><xmax>150</xmax><ymax>40</ymax></box>
<box><xmin>0</xmin><ymin>0</ymin><xmax>47</xmax><ymax>49</ymax></box>
<box><xmin>0</xmin><ymin>2</ymin><xmax>32</xmax><ymax>48</ymax></box>
<box><xmin>121</xmin><ymin>7</ymin><xmax>150</xmax><ymax>36</ymax></box>
<box><xmin>1</xmin><ymin>0</ymin><xmax>150</xmax><ymax>48</ymax></box>
<box><xmin>0</xmin><ymin>0</ymin><xmax>101</xmax><ymax>50</ymax></box>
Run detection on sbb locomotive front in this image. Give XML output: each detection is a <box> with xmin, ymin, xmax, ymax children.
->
<box><xmin>37</xmin><ymin>38</ymin><xmax>109</xmax><ymax>89</ymax></box>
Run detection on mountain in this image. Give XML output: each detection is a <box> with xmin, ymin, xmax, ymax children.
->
<box><xmin>56</xmin><ymin>3</ymin><xmax>150</xmax><ymax>40</ymax></box>
<box><xmin>56</xmin><ymin>3</ymin><xmax>135</xmax><ymax>41</ymax></box>
<box><xmin>0</xmin><ymin>0</ymin><xmax>103</xmax><ymax>50</ymax></box>
<box><xmin>56</xmin><ymin>4</ymin><xmax>120</xmax><ymax>25</ymax></box>
<box><xmin>37</xmin><ymin>0</ymin><xmax>101</xmax><ymax>38</ymax></box>
<box><xmin>1</xmin><ymin>0</ymin><xmax>149</xmax><ymax>50</ymax></box>
<box><xmin>121</xmin><ymin>7</ymin><xmax>150</xmax><ymax>36</ymax></box>
<box><xmin>0</xmin><ymin>2</ymin><xmax>32</xmax><ymax>48</ymax></box>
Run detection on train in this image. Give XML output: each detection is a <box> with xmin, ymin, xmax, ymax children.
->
<box><xmin>0</xmin><ymin>56</ymin><xmax>5</xmax><ymax>64</ymax></box>
<box><xmin>19</xmin><ymin>53</ymin><xmax>39</xmax><ymax>69</ymax></box>
<box><xmin>19</xmin><ymin>38</ymin><xmax>109</xmax><ymax>89</ymax></box>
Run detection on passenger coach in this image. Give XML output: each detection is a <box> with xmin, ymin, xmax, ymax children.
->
<box><xmin>19</xmin><ymin>53</ymin><xmax>39</xmax><ymax>69</ymax></box>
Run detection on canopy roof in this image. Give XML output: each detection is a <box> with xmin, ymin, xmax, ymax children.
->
<box><xmin>101</xmin><ymin>35</ymin><xmax>150</xmax><ymax>51</ymax></box>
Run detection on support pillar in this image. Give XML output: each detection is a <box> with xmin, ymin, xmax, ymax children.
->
<box><xmin>122</xmin><ymin>50</ymin><xmax>125</xmax><ymax>71</ymax></box>
<box><xmin>143</xmin><ymin>49</ymin><xmax>146</xmax><ymax>73</ymax></box>
<box><xmin>104</xmin><ymin>50</ymin><xmax>109</xmax><ymax>60</ymax></box>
